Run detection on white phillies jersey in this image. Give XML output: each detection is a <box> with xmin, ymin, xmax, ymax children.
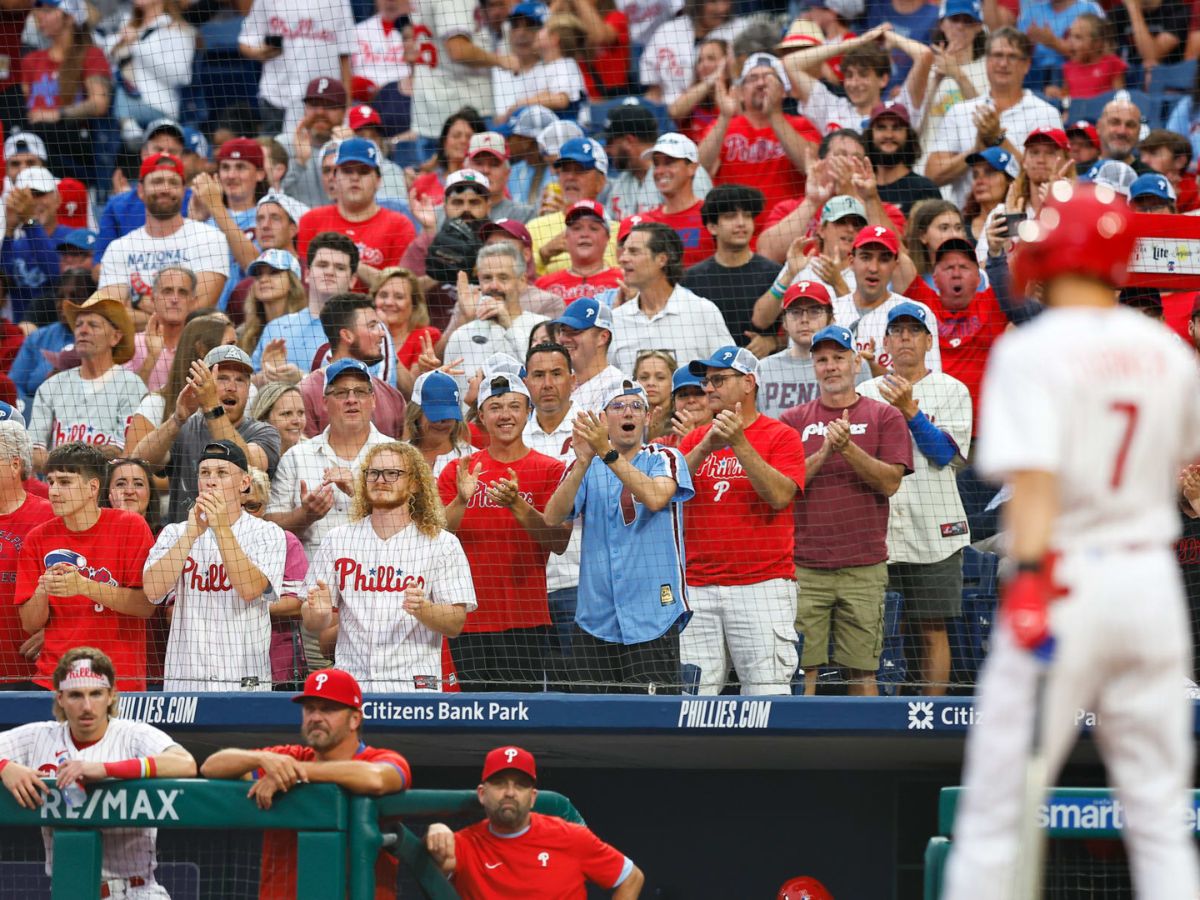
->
<box><xmin>0</xmin><ymin>718</ymin><xmax>177</xmax><ymax>878</ymax></box>
<box><xmin>833</xmin><ymin>292</ymin><xmax>943</xmax><ymax>373</ymax></box>
<box><xmin>147</xmin><ymin>514</ymin><xmax>287</xmax><ymax>691</ymax></box>
<box><xmin>305</xmin><ymin>519</ymin><xmax>477</xmax><ymax>691</ymax></box>
<box><xmin>977</xmin><ymin>306</ymin><xmax>1200</xmax><ymax>552</ymax></box>
<box><xmin>410</xmin><ymin>0</ymin><xmax>495</xmax><ymax>137</ymax></box>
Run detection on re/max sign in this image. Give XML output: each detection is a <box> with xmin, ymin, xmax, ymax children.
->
<box><xmin>39</xmin><ymin>787</ymin><xmax>181</xmax><ymax>822</ymax></box>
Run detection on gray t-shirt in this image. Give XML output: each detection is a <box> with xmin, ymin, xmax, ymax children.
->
<box><xmin>166</xmin><ymin>414</ymin><xmax>281</xmax><ymax>523</ymax></box>
<box><xmin>756</xmin><ymin>349</ymin><xmax>871</xmax><ymax>419</ymax></box>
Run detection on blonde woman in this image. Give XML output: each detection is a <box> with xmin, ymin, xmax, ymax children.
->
<box><xmin>249</xmin><ymin>382</ymin><xmax>306</xmax><ymax>457</ymax></box>
<box><xmin>403</xmin><ymin>371</ymin><xmax>474</xmax><ymax>478</ymax></box>
<box><xmin>372</xmin><ymin>267</ymin><xmax>441</xmax><ymax>399</ymax></box>
<box><xmin>238</xmin><ymin>250</ymin><xmax>306</xmax><ymax>355</ymax></box>
<box><xmin>302</xmin><ymin>442</ymin><xmax>477</xmax><ymax>692</ymax></box>
<box><xmin>634</xmin><ymin>349</ymin><xmax>676</xmax><ymax>443</ymax></box>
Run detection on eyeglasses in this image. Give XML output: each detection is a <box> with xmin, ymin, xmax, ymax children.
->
<box><xmin>366</xmin><ymin>468</ymin><xmax>407</xmax><ymax>483</ymax></box>
<box><xmin>607</xmin><ymin>400</ymin><xmax>647</xmax><ymax>413</ymax></box>
<box><xmin>784</xmin><ymin>306</ymin><xmax>828</xmax><ymax>320</ymax></box>
<box><xmin>325</xmin><ymin>387</ymin><xmax>373</xmax><ymax>401</ymax></box>
<box><xmin>699</xmin><ymin>373</ymin><xmax>743</xmax><ymax>388</ymax></box>
<box><xmin>987</xmin><ymin>51</ymin><xmax>1027</xmax><ymax>63</ymax></box>
<box><xmin>242</xmin><ymin>500</ymin><xmax>264</xmax><ymax>513</ymax></box>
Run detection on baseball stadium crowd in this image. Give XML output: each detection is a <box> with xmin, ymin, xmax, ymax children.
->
<box><xmin>0</xmin><ymin>0</ymin><xmax>1194</xmax><ymax>698</ymax></box>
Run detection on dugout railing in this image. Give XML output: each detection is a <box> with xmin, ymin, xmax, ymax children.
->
<box><xmin>0</xmin><ymin>778</ymin><xmax>584</xmax><ymax>899</ymax></box>
<box><xmin>924</xmin><ymin>786</ymin><xmax>1200</xmax><ymax>899</ymax></box>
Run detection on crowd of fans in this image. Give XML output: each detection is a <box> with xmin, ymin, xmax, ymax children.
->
<box><xmin>0</xmin><ymin>0</ymin><xmax>1196</xmax><ymax>697</ymax></box>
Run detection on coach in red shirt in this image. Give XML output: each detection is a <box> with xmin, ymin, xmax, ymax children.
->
<box><xmin>425</xmin><ymin>746</ymin><xmax>644</xmax><ymax>899</ymax></box>
<box><xmin>780</xmin><ymin>325</ymin><xmax>912</xmax><ymax>696</ymax></box>
<box><xmin>201</xmin><ymin>669</ymin><xmax>410</xmax><ymax>900</ymax></box>
<box><xmin>679</xmin><ymin>345</ymin><xmax>806</xmax><ymax>695</ymax></box>
<box><xmin>296</xmin><ymin>138</ymin><xmax>416</xmax><ymax>292</ymax></box>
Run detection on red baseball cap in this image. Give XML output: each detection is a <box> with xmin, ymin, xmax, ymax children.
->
<box><xmin>778</xmin><ymin>876</ymin><xmax>833</xmax><ymax>900</ymax></box>
<box><xmin>479</xmin><ymin>217</ymin><xmax>532</xmax><ymax>249</ymax></box>
<box><xmin>868</xmin><ymin>101</ymin><xmax>910</xmax><ymax>127</ymax></box>
<box><xmin>292</xmin><ymin>668</ymin><xmax>362</xmax><ymax>710</ymax></box>
<box><xmin>350</xmin><ymin>75</ymin><xmax>378</xmax><ymax>103</ymax></box>
<box><xmin>565</xmin><ymin>198</ymin><xmax>608</xmax><ymax>226</ymax></box>
<box><xmin>216</xmin><ymin>137</ymin><xmax>264</xmax><ymax>169</ymax></box>
<box><xmin>349</xmin><ymin>104</ymin><xmax>382</xmax><ymax>131</ymax></box>
<box><xmin>1024</xmin><ymin>127</ymin><xmax>1068</xmax><ymax>151</ymax></box>
<box><xmin>782</xmin><ymin>280</ymin><xmax>832</xmax><ymax>308</ymax></box>
<box><xmin>482</xmin><ymin>746</ymin><xmax>537</xmax><ymax>783</ymax></box>
<box><xmin>852</xmin><ymin>224</ymin><xmax>900</xmax><ymax>255</ymax></box>
<box><xmin>56</xmin><ymin>177</ymin><xmax>88</xmax><ymax>229</ymax></box>
<box><xmin>617</xmin><ymin>213</ymin><xmax>648</xmax><ymax>244</ymax></box>
<box><xmin>1065</xmin><ymin>120</ymin><xmax>1100</xmax><ymax>150</ymax></box>
<box><xmin>139</xmin><ymin>152</ymin><xmax>184</xmax><ymax>182</ymax></box>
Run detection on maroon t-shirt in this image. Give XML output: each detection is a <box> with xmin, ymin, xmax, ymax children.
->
<box><xmin>780</xmin><ymin>395</ymin><xmax>913</xmax><ymax>569</ymax></box>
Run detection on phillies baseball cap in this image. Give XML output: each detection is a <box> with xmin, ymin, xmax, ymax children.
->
<box><xmin>555</xmin><ymin>137</ymin><xmax>609</xmax><ymax>175</ymax></box>
<box><xmin>0</xmin><ymin>401</ymin><xmax>18</xmax><ymax>421</ymax></box>
<box><xmin>350</xmin><ymin>75</ymin><xmax>378</xmax><ymax>103</ymax></box>
<box><xmin>248</xmin><ymin>248</ymin><xmax>301</xmax><ymax>280</ymax></box>
<box><xmin>1024</xmin><ymin>127</ymin><xmax>1068</xmax><ymax>150</ymax></box>
<box><xmin>1130</xmin><ymin>172</ymin><xmax>1176</xmax><ymax>202</ymax></box>
<box><xmin>603</xmin><ymin>379</ymin><xmax>648</xmax><ymax>410</ymax></box>
<box><xmin>810</xmin><ymin>324</ymin><xmax>855</xmax><ymax>351</ymax></box>
<box><xmin>480</xmin><ymin>373</ymin><xmax>532</xmax><ymax>405</ymax></box>
<box><xmin>886</xmin><ymin>301</ymin><xmax>931</xmax><ymax>332</ymax></box>
<box><xmin>509</xmin><ymin>1</ymin><xmax>548</xmax><ymax>25</ymax></box>
<box><xmin>57</xmin><ymin>228</ymin><xmax>96</xmax><ymax>253</ymax></box>
<box><xmin>305</xmin><ymin>77</ymin><xmax>348</xmax><ymax>107</ymax></box>
<box><xmin>565</xmin><ymin>198</ymin><xmax>609</xmax><ymax>226</ymax></box>
<box><xmin>4</xmin><ymin>132</ymin><xmax>46</xmax><ymax>161</ymax></box>
<box><xmin>782</xmin><ymin>280</ymin><xmax>832</xmax><ymax>308</ymax></box>
<box><xmin>966</xmin><ymin>146</ymin><xmax>1018</xmax><ymax>179</ymax></box>
<box><xmin>868</xmin><ymin>101</ymin><xmax>911</xmax><ymax>127</ymax></box>
<box><xmin>553</xmin><ymin>296</ymin><xmax>615</xmax><ymax>331</ymax></box>
<box><xmin>672</xmin><ymin>367</ymin><xmax>704</xmax><ymax>392</ymax></box>
<box><xmin>139</xmin><ymin>152</ymin><xmax>184</xmax><ymax>181</ymax></box>
<box><xmin>217</xmin><ymin>137</ymin><xmax>265</xmax><ymax>168</ymax></box>
<box><xmin>257</xmin><ymin>190</ymin><xmax>310</xmax><ymax>225</ymax></box>
<box><xmin>479</xmin><ymin>218</ymin><xmax>532</xmax><ymax>248</ymax></box>
<box><xmin>933</xmin><ymin>236</ymin><xmax>978</xmax><ymax>265</ymax></box>
<box><xmin>777</xmin><ymin>875</ymin><xmax>834</xmax><ymax>900</ymax></box>
<box><xmin>142</xmin><ymin>117</ymin><xmax>184</xmax><ymax>144</ymax></box>
<box><xmin>199</xmin><ymin>439</ymin><xmax>249</xmax><ymax>472</ymax></box>
<box><xmin>537</xmin><ymin>121</ymin><xmax>584</xmax><ymax>158</ymax></box>
<box><xmin>335</xmin><ymin>137</ymin><xmax>381</xmax><ymax>171</ymax></box>
<box><xmin>617</xmin><ymin>214</ymin><xmax>649</xmax><ymax>244</ymax></box>
<box><xmin>739</xmin><ymin>52</ymin><xmax>792</xmax><ymax>93</ymax></box>
<box><xmin>500</xmin><ymin>104</ymin><xmax>558</xmax><ymax>139</ymax></box>
<box><xmin>182</xmin><ymin>126</ymin><xmax>210</xmax><ymax>159</ymax></box>
<box><xmin>642</xmin><ymin>132</ymin><xmax>699</xmax><ymax>163</ymax></box>
<box><xmin>821</xmin><ymin>195</ymin><xmax>867</xmax><ymax>224</ymax></box>
<box><xmin>688</xmin><ymin>345</ymin><xmax>758</xmax><ymax>377</ymax></box>
<box><xmin>853</xmin><ymin>224</ymin><xmax>900</xmax><ymax>255</ymax></box>
<box><xmin>482</xmin><ymin>745</ymin><xmax>537</xmax><ymax>782</ymax></box>
<box><xmin>56</xmin><ymin>177</ymin><xmax>88</xmax><ymax>228</ymax></box>
<box><xmin>1065</xmin><ymin>120</ymin><xmax>1100</xmax><ymax>149</ymax></box>
<box><xmin>15</xmin><ymin>167</ymin><xmax>57</xmax><ymax>194</ymax></box>
<box><xmin>348</xmin><ymin>104</ymin><xmax>382</xmax><ymax>131</ymax></box>
<box><xmin>483</xmin><ymin>352</ymin><xmax>527</xmax><ymax>382</ymax></box>
<box><xmin>412</xmin><ymin>371</ymin><xmax>463</xmax><ymax>422</ymax></box>
<box><xmin>938</xmin><ymin>0</ymin><xmax>982</xmax><ymax>20</ymax></box>
<box><xmin>326</xmin><ymin>357</ymin><xmax>372</xmax><ymax>386</ymax></box>
<box><xmin>204</xmin><ymin>344</ymin><xmax>254</xmax><ymax>373</ymax></box>
<box><xmin>444</xmin><ymin>168</ymin><xmax>490</xmax><ymax>195</ymax></box>
<box><xmin>467</xmin><ymin>131</ymin><xmax>509</xmax><ymax>162</ymax></box>
<box><xmin>293</xmin><ymin>668</ymin><xmax>363</xmax><ymax>710</ymax></box>
<box><xmin>1087</xmin><ymin>159</ymin><xmax>1138</xmax><ymax>197</ymax></box>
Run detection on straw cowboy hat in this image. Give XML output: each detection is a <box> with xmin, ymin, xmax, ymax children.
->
<box><xmin>63</xmin><ymin>287</ymin><xmax>135</xmax><ymax>365</ymax></box>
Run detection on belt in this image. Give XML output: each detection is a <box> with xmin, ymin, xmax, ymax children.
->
<box><xmin>100</xmin><ymin>877</ymin><xmax>146</xmax><ymax>898</ymax></box>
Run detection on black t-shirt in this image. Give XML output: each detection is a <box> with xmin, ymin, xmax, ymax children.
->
<box><xmin>1112</xmin><ymin>2</ymin><xmax>1191</xmax><ymax>67</ymax></box>
<box><xmin>681</xmin><ymin>253</ymin><xmax>780</xmax><ymax>345</ymax></box>
<box><xmin>877</xmin><ymin>171</ymin><xmax>943</xmax><ymax>216</ymax></box>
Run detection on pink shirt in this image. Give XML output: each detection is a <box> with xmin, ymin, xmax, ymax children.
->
<box><xmin>123</xmin><ymin>333</ymin><xmax>176</xmax><ymax>392</ymax></box>
<box><xmin>298</xmin><ymin>368</ymin><xmax>407</xmax><ymax>439</ymax></box>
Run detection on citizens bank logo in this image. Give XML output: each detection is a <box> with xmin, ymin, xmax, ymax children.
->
<box><xmin>907</xmin><ymin>701</ymin><xmax>934</xmax><ymax>730</ymax></box>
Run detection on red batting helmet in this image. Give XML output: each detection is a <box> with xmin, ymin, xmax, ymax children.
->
<box><xmin>1010</xmin><ymin>181</ymin><xmax>1137</xmax><ymax>297</ymax></box>
<box><xmin>778</xmin><ymin>876</ymin><xmax>834</xmax><ymax>900</ymax></box>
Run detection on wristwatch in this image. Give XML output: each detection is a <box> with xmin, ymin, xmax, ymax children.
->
<box><xmin>204</xmin><ymin>406</ymin><xmax>226</xmax><ymax>420</ymax></box>
<box><xmin>602</xmin><ymin>449</ymin><xmax>620</xmax><ymax>465</ymax></box>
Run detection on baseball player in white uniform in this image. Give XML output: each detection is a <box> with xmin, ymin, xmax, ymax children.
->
<box><xmin>303</xmin><ymin>441</ymin><xmax>477</xmax><ymax>691</ymax></box>
<box><xmin>142</xmin><ymin>440</ymin><xmax>287</xmax><ymax>692</ymax></box>
<box><xmin>0</xmin><ymin>647</ymin><xmax>197</xmax><ymax>898</ymax></box>
<box><xmin>944</xmin><ymin>182</ymin><xmax>1200</xmax><ymax>899</ymax></box>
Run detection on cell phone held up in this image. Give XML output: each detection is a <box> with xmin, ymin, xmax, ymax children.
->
<box><xmin>265</xmin><ymin>34</ymin><xmax>284</xmax><ymax>50</ymax></box>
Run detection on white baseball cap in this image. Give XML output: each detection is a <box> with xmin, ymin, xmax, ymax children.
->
<box><xmin>15</xmin><ymin>167</ymin><xmax>57</xmax><ymax>193</ymax></box>
<box><xmin>257</xmin><ymin>190</ymin><xmax>310</xmax><ymax>225</ymax></box>
<box><xmin>537</xmin><ymin>120</ymin><xmax>585</xmax><ymax>159</ymax></box>
<box><xmin>738</xmin><ymin>52</ymin><xmax>793</xmax><ymax>95</ymax></box>
<box><xmin>4</xmin><ymin>132</ymin><xmax>46</xmax><ymax>162</ymax></box>
<box><xmin>642</xmin><ymin>132</ymin><xmax>699</xmax><ymax>164</ymax></box>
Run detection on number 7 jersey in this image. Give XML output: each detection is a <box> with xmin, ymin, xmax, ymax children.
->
<box><xmin>976</xmin><ymin>305</ymin><xmax>1200</xmax><ymax>551</ymax></box>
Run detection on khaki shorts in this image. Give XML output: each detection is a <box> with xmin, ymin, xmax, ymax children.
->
<box><xmin>795</xmin><ymin>562</ymin><xmax>887</xmax><ymax>671</ymax></box>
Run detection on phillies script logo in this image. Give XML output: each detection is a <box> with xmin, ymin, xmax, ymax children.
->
<box><xmin>334</xmin><ymin>558</ymin><xmax>426</xmax><ymax>593</ymax></box>
<box><xmin>182</xmin><ymin>557</ymin><xmax>233</xmax><ymax>592</ymax></box>
<box><xmin>695</xmin><ymin>454</ymin><xmax>745</xmax><ymax>480</ymax></box>
<box><xmin>722</xmin><ymin>134</ymin><xmax>786</xmax><ymax>165</ymax></box>
<box><xmin>267</xmin><ymin>17</ymin><xmax>335</xmax><ymax>41</ymax></box>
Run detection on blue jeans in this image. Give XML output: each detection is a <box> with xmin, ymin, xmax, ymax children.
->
<box><xmin>113</xmin><ymin>84</ymin><xmax>172</xmax><ymax>127</ymax></box>
<box><xmin>547</xmin><ymin>586</ymin><xmax>578</xmax><ymax>657</ymax></box>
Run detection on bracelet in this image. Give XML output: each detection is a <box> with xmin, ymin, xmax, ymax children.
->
<box><xmin>103</xmin><ymin>757</ymin><xmax>156</xmax><ymax>779</ymax></box>
<box><xmin>0</xmin><ymin>758</ymin><xmax>9</xmax><ymax>775</ymax></box>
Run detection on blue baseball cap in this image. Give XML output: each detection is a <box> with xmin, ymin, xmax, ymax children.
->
<box><xmin>325</xmin><ymin>358</ymin><xmax>372</xmax><ymax>386</ymax></box>
<box><xmin>965</xmin><ymin>146</ymin><xmax>1018</xmax><ymax>179</ymax></box>
<box><xmin>672</xmin><ymin>367</ymin><xmax>704</xmax><ymax>393</ymax></box>
<box><xmin>1130</xmin><ymin>173</ymin><xmax>1176</xmax><ymax>202</ymax></box>
<box><xmin>886</xmin><ymin>301</ymin><xmax>931</xmax><ymax>332</ymax></box>
<box><xmin>688</xmin><ymin>345</ymin><xmax>758</xmax><ymax>377</ymax></box>
<box><xmin>412</xmin><ymin>371</ymin><xmax>462</xmax><ymax>422</ymax></box>
<box><xmin>554</xmin><ymin>137</ymin><xmax>609</xmax><ymax>175</ymax></box>
<box><xmin>509</xmin><ymin>1</ymin><xmax>548</xmax><ymax>25</ymax></box>
<box><xmin>247</xmin><ymin>248</ymin><xmax>301</xmax><ymax>280</ymax></box>
<box><xmin>182</xmin><ymin>126</ymin><xmax>210</xmax><ymax>159</ymax></box>
<box><xmin>0</xmin><ymin>401</ymin><xmax>18</xmax><ymax>421</ymax></box>
<box><xmin>810</xmin><ymin>324</ymin><xmax>855</xmax><ymax>351</ymax></box>
<box><xmin>553</xmin><ymin>296</ymin><xmax>615</xmax><ymax>331</ymax></box>
<box><xmin>939</xmin><ymin>0</ymin><xmax>982</xmax><ymax>21</ymax></box>
<box><xmin>57</xmin><ymin>228</ymin><xmax>96</xmax><ymax>253</ymax></box>
<box><xmin>335</xmin><ymin>137</ymin><xmax>381</xmax><ymax>171</ymax></box>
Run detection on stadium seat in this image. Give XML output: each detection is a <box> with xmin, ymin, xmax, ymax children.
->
<box><xmin>681</xmin><ymin>663</ymin><xmax>701</xmax><ymax>695</ymax></box>
<box><xmin>951</xmin><ymin>548</ymin><xmax>1000</xmax><ymax>684</ymax></box>
<box><xmin>1149</xmin><ymin>59</ymin><xmax>1198</xmax><ymax>97</ymax></box>
<box><xmin>1068</xmin><ymin>89</ymin><xmax>1161</xmax><ymax>131</ymax></box>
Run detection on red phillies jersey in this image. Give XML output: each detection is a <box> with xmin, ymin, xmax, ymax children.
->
<box><xmin>296</xmin><ymin>205</ymin><xmax>416</xmax><ymax>291</ymax></box>
<box><xmin>452</xmin><ymin>812</ymin><xmax>628</xmax><ymax>900</ymax></box>
<box><xmin>535</xmin><ymin>267</ymin><xmax>624</xmax><ymax>303</ymax></box>
<box><xmin>16</xmin><ymin>508</ymin><xmax>154</xmax><ymax>690</ymax></box>
<box><xmin>705</xmin><ymin>114</ymin><xmax>821</xmax><ymax>231</ymax></box>
<box><xmin>256</xmin><ymin>742</ymin><xmax>411</xmax><ymax>900</ymax></box>
<box><xmin>643</xmin><ymin>201</ymin><xmax>710</xmax><ymax>269</ymax></box>
<box><xmin>679</xmin><ymin>415</ymin><xmax>806</xmax><ymax>586</ymax></box>
<box><xmin>0</xmin><ymin>493</ymin><xmax>51</xmax><ymax>682</ymax></box>
<box><xmin>905</xmin><ymin>277</ymin><xmax>1006</xmax><ymax>430</ymax></box>
<box><xmin>438</xmin><ymin>449</ymin><xmax>564</xmax><ymax>632</ymax></box>
<box><xmin>781</xmin><ymin>396</ymin><xmax>913</xmax><ymax>569</ymax></box>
